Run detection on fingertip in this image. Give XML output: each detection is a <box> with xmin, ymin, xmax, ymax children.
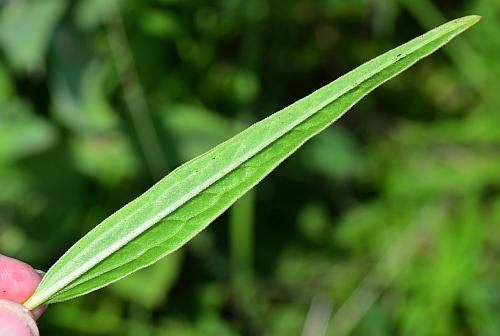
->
<box><xmin>0</xmin><ymin>299</ymin><xmax>39</xmax><ymax>336</ymax></box>
<box><xmin>0</xmin><ymin>255</ymin><xmax>42</xmax><ymax>304</ymax></box>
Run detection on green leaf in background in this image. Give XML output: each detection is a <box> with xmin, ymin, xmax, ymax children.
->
<box><xmin>161</xmin><ymin>103</ymin><xmax>239</xmax><ymax>161</ymax></box>
<box><xmin>108</xmin><ymin>252</ymin><xmax>182</xmax><ymax>309</ymax></box>
<box><xmin>298</xmin><ymin>127</ymin><xmax>365</xmax><ymax>179</ymax></box>
<box><xmin>0</xmin><ymin>101</ymin><xmax>58</xmax><ymax>165</ymax></box>
<box><xmin>0</xmin><ymin>0</ymin><xmax>66</xmax><ymax>71</ymax></box>
<box><xmin>24</xmin><ymin>15</ymin><xmax>480</xmax><ymax>309</ymax></box>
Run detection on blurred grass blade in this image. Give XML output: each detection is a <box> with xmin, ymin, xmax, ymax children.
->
<box><xmin>24</xmin><ymin>15</ymin><xmax>480</xmax><ymax>309</ymax></box>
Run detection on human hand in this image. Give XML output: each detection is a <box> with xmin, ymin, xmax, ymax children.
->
<box><xmin>0</xmin><ymin>254</ymin><xmax>45</xmax><ymax>336</ymax></box>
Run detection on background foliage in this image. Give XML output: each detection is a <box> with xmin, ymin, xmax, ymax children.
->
<box><xmin>0</xmin><ymin>0</ymin><xmax>499</xmax><ymax>335</ymax></box>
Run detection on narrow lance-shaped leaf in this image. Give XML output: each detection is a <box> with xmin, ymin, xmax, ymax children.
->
<box><xmin>24</xmin><ymin>15</ymin><xmax>480</xmax><ymax>309</ymax></box>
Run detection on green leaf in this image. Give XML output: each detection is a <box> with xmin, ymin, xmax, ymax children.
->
<box><xmin>24</xmin><ymin>15</ymin><xmax>480</xmax><ymax>309</ymax></box>
<box><xmin>0</xmin><ymin>0</ymin><xmax>66</xmax><ymax>71</ymax></box>
<box><xmin>0</xmin><ymin>101</ymin><xmax>58</xmax><ymax>165</ymax></box>
<box><xmin>108</xmin><ymin>252</ymin><xmax>182</xmax><ymax>309</ymax></box>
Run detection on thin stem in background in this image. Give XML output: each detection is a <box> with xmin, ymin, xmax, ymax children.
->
<box><xmin>230</xmin><ymin>189</ymin><xmax>256</xmax><ymax>281</ymax></box>
<box><xmin>301</xmin><ymin>294</ymin><xmax>334</xmax><ymax>336</ymax></box>
<box><xmin>102</xmin><ymin>3</ymin><xmax>168</xmax><ymax>179</ymax></box>
<box><xmin>327</xmin><ymin>209</ymin><xmax>444</xmax><ymax>336</ymax></box>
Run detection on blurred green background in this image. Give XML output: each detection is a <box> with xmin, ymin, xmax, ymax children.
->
<box><xmin>0</xmin><ymin>0</ymin><xmax>499</xmax><ymax>335</ymax></box>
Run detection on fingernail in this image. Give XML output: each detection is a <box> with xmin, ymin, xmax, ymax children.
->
<box><xmin>35</xmin><ymin>270</ymin><xmax>46</xmax><ymax>278</ymax></box>
<box><xmin>0</xmin><ymin>300</ymin><xmax>39</xmax><ymax>336</ymax></box>
<box><xmin>29</xmin><ymin>304</ymin><xmax>47</xmax><ymax>321</ymax></box>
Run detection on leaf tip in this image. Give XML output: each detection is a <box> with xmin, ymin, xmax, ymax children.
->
<box><xmin>459</xmin><ymin>15</ymin><xmax>481</xmax><ymax>27</ymax></box>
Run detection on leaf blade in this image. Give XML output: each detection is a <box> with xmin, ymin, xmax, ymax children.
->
<box><xmin>24</xmin><ymin>15</ymin><xmax>480</xmax><ymax>309</ymax></box>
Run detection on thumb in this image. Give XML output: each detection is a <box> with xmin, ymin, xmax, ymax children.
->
<box><xmin>0</xmin><ymin>299</ymin><xmax>39</xmax><ymax>336</ymax></box>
